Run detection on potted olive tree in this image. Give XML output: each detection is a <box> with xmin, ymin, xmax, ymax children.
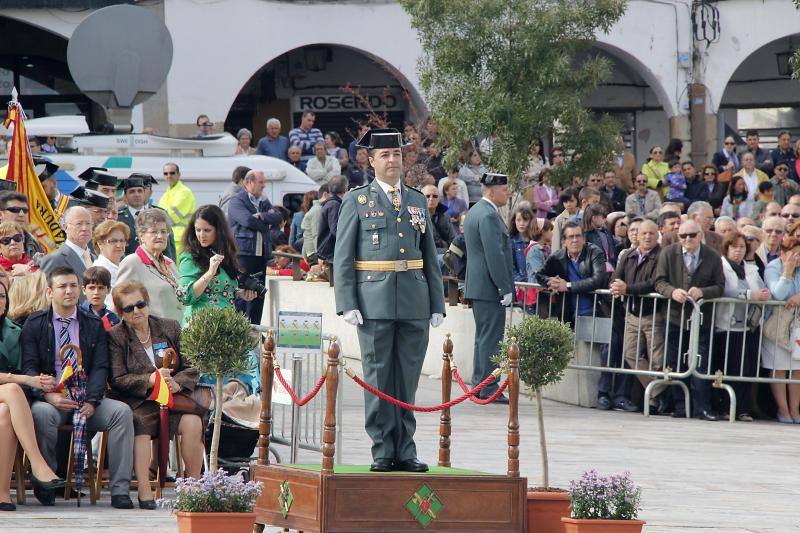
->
<box><xmin>174</xmin><ymin>306</ymin><xmax>260</xmax><ymax>533</ymax></box>
<box><xmin>497</xmin><ymin>315</ymin><xmax>574</xmax><ymax>533</ymax></box>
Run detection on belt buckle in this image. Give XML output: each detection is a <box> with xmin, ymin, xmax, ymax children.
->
<box><xmin>395</xmin><ymin>260</ymin><xmax>408</xmax><ymax>272</ymax></box>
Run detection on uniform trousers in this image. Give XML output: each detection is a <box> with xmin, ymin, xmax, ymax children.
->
<box><xmin>471</xmin><ymin>299</ymin><xmax>505</xmax><ymax>398</ymax></box>
<box><xmin>357</xmin><ymin>318</ymin><xmax>429</xmax><ymax>462</ymax></box>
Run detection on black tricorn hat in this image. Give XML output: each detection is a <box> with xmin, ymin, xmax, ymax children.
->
<box><xmin>355</xmin><ymin>128</ymin><xmax>409</xmax><ymax>150</ymax></box>
<box><xmin>70</xmin><ymin>186</ymin><xmax>110</xmax><ymax>209</ymax></box>
<box><xmin>33</xmin><ymin>157</ymin><xmax>59</xmax><ymax>182</ymax></box>
<box><xmin>480</xmin><ymin>172</ymin><xmax>508</xmax><ymax>186</ymax></box>
<box><xmin>84</xmin><ymin>170</ymin><xmax>118</xmax><ymax>189</ymax></box>
<box><xmin>77</xmin><ymin>166</ymin><xmax>108</xmax><ymax>181</ymax></box>
<box><xmin>0</xmin><ymin>180</ymin><xmax>17</xmax><ymax>192</ymax></box>
<box><xmin>122</xmin><ymin>176</ymin><xmax>145</xmax><ymax>191</ymax></box>
<box><xmin>129</xmin><ymin>172</ymin><xmax>156</xmax><ymax>186</ymax></box>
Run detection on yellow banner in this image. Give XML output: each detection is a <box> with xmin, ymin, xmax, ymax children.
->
<box><xmin>3</xmin><ymin>100</ymin><xmax>65</xmax><ymax>253</ymax></box>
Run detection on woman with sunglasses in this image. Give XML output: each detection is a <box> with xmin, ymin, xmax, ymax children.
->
<box><xmin>712</xmin><ymin>135</ymin><xmax>740</xmax><ymax>174</ymax></box>
<box><xmin>0</xmin><ymin>222</ymin><xmax>36</xmax><ymax>278</ymax></box>
<box><xmin>696</xmin><ymin>164</ymin><xmax>728</xmax><ymax>214</ymax></box>
<box><xmin>92</xmin><ymin>220</ymin><xmax>130</xmax><ymax>308</ymax></box>
<box><xmin>108</xmin><ymin>280</ymin><xmax>203</xmax><ymax>509</ymax></box>
<box><xmin>641</xmin><ymin>145</ymin><xmax>669</xmax><ymax>195</ymax></box>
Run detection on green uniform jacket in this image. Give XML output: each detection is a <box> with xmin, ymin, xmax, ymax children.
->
<box><xmin>176</xmin><ymin>251</ymin><xmax>238</xmax><ymax>323</ymax></box>
<box><xmin>463</xmin><ymin>198</ymin><xmax>514</xmax><ymax>301</ymax></box>
<box><xmin>334</xmin><ymin>182</ymin><xmax>445</xmax><ymax>320</ymax></box>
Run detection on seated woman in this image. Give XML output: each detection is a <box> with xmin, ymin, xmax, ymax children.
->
<box><xmin>108</xmin><ymin>280</ymin><xmax>204</xmax><ymax>509</ymax></box>
<box><xmin>176</xmin><ymin>205</ymin><xmax>256</xmax><ymax>322</ymax></box>
<box><xmin>6</xmin><ymin>271</ymin><xmax>47</xmax><ymax>326</ymax></box>
<box><xmin>266</xmin><ymin>245</ymin><xmax>310</xmax><ymax>277</ymax></box>
<box><xmin>0</xmin><ymin>223</ymin><xmax>36</xmax><ymax>279</ymax></box>
<box><xmin>0</xmin><ymin>277</ymin><xmax>65</xmax><ymax>510</ymax></box>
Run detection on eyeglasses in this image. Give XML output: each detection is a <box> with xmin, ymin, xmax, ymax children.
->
<box><xmin>144</xmin><ymin>229</ymin><xmax>170</xmax><ymax>236</ymax></box>
<box><xmin>121</xmin><ymin>300</ymin><xmax>148</xmax><ymax>314</ymax></box>
<box><xmin>776</xmin><ymin>166</ymin><xmax>789</xmax><ymax>172</ymax></box>
<box><xmin>425</xmin><ymin>194</ymin><xmax>439</xmax><ymax>198</ymax></box>
<box><xmin>104</xmin><ymin>238</ymin><xmax>126</xmax><ymax>245</ymax></box>
<box><xmin>781</xmin><ymin>213</ymin><xmax>800</xmax><ymax>219</ymax></box>
<box><xmin>765</xmin><ymin>229</ymin><xmax>785</xmax><ymax>234</ymax></box>
<box><xmin>5</xmin><ymin>206</ymin><xmax>28</xmax><ymax>214</ymax></box>
<box><xmin>678</xmin><ymin>232</ymin><xmax>698</xmax><ymax>239</ymax></box>
<box><xmin>0</xmin><ymin>234</ymin><xmax>23</xmax><ymax>245</ymax></box>
<box><xmin>703</xmin><ymin>171</ymin><xmax>716</xmax><ymax>176</ymax></box>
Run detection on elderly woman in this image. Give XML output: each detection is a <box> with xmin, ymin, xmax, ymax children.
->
<box><xmin>305</xmin><ymin>140</ymin><xmax>341</xmax><ymax>184</ymax></box>
<box><xmin>458</xmin><ymin>149</ymin><xmax>487</xmax><ymax>203</ymax></box>
<box><xmin>6</xmin><ymin>271</ymin><xmax>47</xmax><ymax>326</ymax></box>
<box><xmin>763</xmin><ymin>221</ymin><xmax>800</xmax><ymax>423</ymax></box>
<box><xmin>176</xmin><ymin>205</ymin><xmax>256</xmax><ymax>322</ymax></box>
<box><xmin>108</xmin><ymin>280</ymin><xmax>203</xmax><ymax>509</ymax></box>
<box><xmin>117</xmin><ymin>209</ymin><xmax>183</xmax><ymax>322</ymax></box>
<box><xmin>92</xmin><ymin>220</ymin><xmax>130</xmax><ymax>307</ymax></box>
<box><xmin>324</xmin><ymin>131</ymin><xmax>349</xmax><ymax>171</ymax></box>
<box><xmin>0</xmin><ymin>222</ymin><xmax>35</xmax><ymax>278</ymax></box>
<box><xmin>0</xmin><ymin>277</ymin><xmax>66</xmax><ymax>510</ymax></box>
<box><xmin>714</xmin><ymin>231</ymin><xmax>770</xmax><ymax>422</ymax></box>
<box><xmin>234</xmin><ymin>128</ymin><xmax>256</xmax><ymax>155</ymax></box>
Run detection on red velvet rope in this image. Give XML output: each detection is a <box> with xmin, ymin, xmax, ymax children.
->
<box><xmin>274</xmin><ymin>367</ymin><xmax>327</xmax><ymax>406</ymax></box>
<box><xmin>452</xmin><ymin>367</ymin><xmax>509</xmax><ymax>404</ymax></box>
<box><xmin>346</xmin><ymin>368</ymin><xmax>498</xmax><ymax>412</ymax></box>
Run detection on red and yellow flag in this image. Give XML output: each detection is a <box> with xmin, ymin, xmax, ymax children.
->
<box><xmin>151</xmin><ymin>370</ymin><xmax>173</xmax><ymax>408</ymax></box>
<box><xmin>3</xmin><ymin>91</ymin><xmax>66</xmax><ymax>253</ymax></box>
<box><xmin>56</xmin><ymin>364</ymin><xmax>74</xmax><ymax>393</ymax></box>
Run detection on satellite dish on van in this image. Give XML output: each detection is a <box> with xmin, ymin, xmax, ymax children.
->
<box><xmin>67</xmin><ymin>4</ymin><xmax>173</xmax><ymax>132</ymax></box>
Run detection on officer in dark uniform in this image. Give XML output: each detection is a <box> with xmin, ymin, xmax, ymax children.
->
<box><xmin>334</xmin><ymin>128</ymin><xmax>445</xmax><ymax>473</ymax></box>
<box><xmin>464</xmin><ymin>173</ymin><xmax>514</xmax><ymax>402</ymax></box>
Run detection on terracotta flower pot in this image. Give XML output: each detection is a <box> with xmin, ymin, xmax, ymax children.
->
<box><xmin>561</xmin><ymin>517</ymin><xmax>646</xmax><ymax>533</ymax></box>
<box><xmin>175</xmin><ymin>511</ymin><xmax>257</xmax><ymax>533</ymax></box>
<box><xmin>526</xmin><ymin>490</ymin><xmax>571</xmax><ymax>533</ymax></box>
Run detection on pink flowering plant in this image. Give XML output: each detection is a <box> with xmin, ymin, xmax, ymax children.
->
<box><xmin>568</xmin><ymin>470</ymin><xmax>641</xmax><ymax>520</ymax></box>
<box><xmin>158</xmin><ymin>468</ymin><xmax>263</xmax><ymax>513</ymax></box>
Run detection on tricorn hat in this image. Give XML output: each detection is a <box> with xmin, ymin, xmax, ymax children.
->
<box><xmin>81</xmin><ymin>169</ymin><xmax>118</xmax><ymax>188</ymax></box>
<box><xmin>129</xmin><ymin>172</ymin><xmax>156</xmax><ymax>186</ymax></box>
<box><xmin>33</xmin><ymin>157</ymin><xmax>59</xmax><ymax>182</ymax></box>
<box><xmin>480</xmin><ymin>172</ymin><xmax>508</xmax><ymax>186</ymax></box>
<box><xmin>70</xmin><ymin>186</ymin><xmax>110</xmax><ymax>209</ymax></box>
<box><xmin>77</xmin><ymin>166</ymin><xmax>108</xmax><ymax>181</ymax></box>
<box><xmin>122</xmin><ymin>176</ymin><xmax>145</xmax><ymax>191</ymax></box>
<box><xmin>355</xmin><ymin>128</ymin><xmax>409</xmax><ymax>150</ymax></box>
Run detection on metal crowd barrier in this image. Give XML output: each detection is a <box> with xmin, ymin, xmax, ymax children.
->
<box><xmin>251</xmin><ymin>324</ymin><xmax>343</xmax><ymax>463</ymax></box>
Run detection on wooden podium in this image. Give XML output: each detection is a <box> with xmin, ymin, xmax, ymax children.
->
<box><xmin>251</xmin><ymin>334</ymin><xmax>527</xmax><ymax>532</ymax></box>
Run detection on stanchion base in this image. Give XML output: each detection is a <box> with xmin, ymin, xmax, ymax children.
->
<box><xmin>250</xmin><ymin>463</ymin><xmax>527</xmax><ymax>532</ymax></box>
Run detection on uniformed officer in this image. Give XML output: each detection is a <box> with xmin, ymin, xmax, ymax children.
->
<box><xmin>334</xmin><ymin>128</ymin><xmax>445</xmax><ymax>473</ymax></box>
<box><xmin>464</xmin><ymin>173</ymin><xmax>514</xmax><ymax>403</ymax></box>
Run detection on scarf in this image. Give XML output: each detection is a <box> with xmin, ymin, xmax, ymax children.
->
<box><xmin>725</xmin><ymin>256</ymin><xmax>746</xmax><ymax>280</ymax></box>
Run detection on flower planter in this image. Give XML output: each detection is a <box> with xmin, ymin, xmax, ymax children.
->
<box><xmin>526</xmin><ymin>490</ymin><xmax>571</xmax><ymax>533</ymax></box>
<box><xmin>561</xmin><ymin>517</ymin><xmax>646</xmax><ymax>533</ymax></box>
<box><xmin>175</xmin><ymin>511</ymin><xmax>257</xmax><ymax>533</ymax></box>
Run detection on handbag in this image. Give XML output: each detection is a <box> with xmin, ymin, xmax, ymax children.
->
<box><xmin>762</xmin><ymin>306</ymin><xmax>795</xmax><ymax>351</ymax></box>
<box><xmin>170</xmin><ymin>386</ymin><xmax>214</xmax><ymax>416</ymax></box>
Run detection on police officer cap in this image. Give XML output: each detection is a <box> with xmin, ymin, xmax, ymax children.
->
<box><xmin>82</xmin><ymin>169</ymin><xmax>118</xmax><ymax>188</ymax></box>
<box><xmin>355</xmin><ymin>128</ymin><xmax>408</xmax><ymax>150</ymax></box>
<box><xmin>0</xmin><ymin>180</ymin><xmax>17</xmax><ymax>192</ymax></box>
<box><xmin>77</xmin><ymin>166</ymin><xmax>108</xmax><ymax>181</ymax></box>
<box><xmin>129</xmin><ymin>172</ymin><xmax>157</xmax><ymax>186</ymax></box>
<box><xmin>480</xmin><ymin>172</ymin><xmax>508</xmax><ymax>186</ymax></box>
<box><xmin>122</xmin><ymin>176</ymin><xmax>145</xmax><ymax>190</ymax></box>
<box><xmin>70</xmin><ymin>186</ymin><xmax>110</xmax><ymax>209</ymax></box>
<box><xmin>33</xmin><ymin>157</ymin><xmax>59</xmax><ymax>182</ymax></box>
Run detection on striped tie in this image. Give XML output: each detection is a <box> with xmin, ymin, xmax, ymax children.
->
<box><xmin>58</xmin><ymin>317</ymin><xmax>75</xmax><ymax>369</ymax></box>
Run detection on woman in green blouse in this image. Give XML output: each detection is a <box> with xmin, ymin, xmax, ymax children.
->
<box><xmin>177</xmin><ymin>205</ymin><xmax>257</xmax><ymax>322</ymax></box>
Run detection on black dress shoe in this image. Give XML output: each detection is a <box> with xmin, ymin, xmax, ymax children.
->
<box><xmin>394</xmin><ymin>458</ymin><xmax>428</xmax><ymax>473</ymax></box>
<box><xmin>369</xmin><ymin>458</ymin><xmax>394</xmax><ymax>472</ymax></box>
<box><xmin>30</xmin><ymin>473</ymin><xmax>66</xmax><ymax>491</ymax></box>
<box><xmin>697</xmin><ymin>410</ymin><xmax>719</xmax><ymax>421</ymax></box>
<box><xmin>111</xmin><ymin>495</ymin><xmax>135</xmax><ymax>509</ymax></box>
<box><xmin>0</xmin><ymin>502</ymin><xmax>16</xmax><ymax>511</ymax></box>
<box><xmin>138</xmin><ymin>498</ymin><xmax>158</xmax><ymax>510</ymax></box>
<box><xmin>33</xmin><ymin>485</ymin><xmax>55</xmax><ymax>507</ymax></box>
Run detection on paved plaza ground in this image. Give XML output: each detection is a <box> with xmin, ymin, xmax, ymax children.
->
<box><xmin>5</xmin><ymin>362</ymin><xmax>799</xmax><ymax>532</ymax></box>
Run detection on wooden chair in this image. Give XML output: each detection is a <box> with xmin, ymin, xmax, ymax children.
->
<box><xmin>13</xmin><ymin>445</ymin><xmax>25</xmax><ymax>504</ymax></box>
<box><xmin>60</xmin><ymin>424</ymin><xmax>98</xmax><ymax>505</ymax></box>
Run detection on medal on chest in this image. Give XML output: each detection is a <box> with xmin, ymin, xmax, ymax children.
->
<box><xmin>407</xmin><ymin>206</ymin><xmax>426</xmax><ymax>234</ymax></box>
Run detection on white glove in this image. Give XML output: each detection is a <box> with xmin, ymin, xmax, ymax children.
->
<box><xmin>343</xmin><ymin>309</ymin><xmax>363</xmax><ymax>325</ymax></box>
<box><xmin>430</xmin><ymin>313</ymin><xmax>444</xmax><ymax>328</ymax></box>
<box><xmin>501</xmin><ymin>293</ymin><xmax>513</xmax><ymax>307</ymax></box>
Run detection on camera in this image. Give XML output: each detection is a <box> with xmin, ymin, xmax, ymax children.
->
<box><xmin>238</xmin><ymin>272</ymin><xmax>267</xmax><ymax>298</ymax></box>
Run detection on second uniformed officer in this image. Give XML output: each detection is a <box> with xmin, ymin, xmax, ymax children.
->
<box><xmin>464</xmin><ymin>173</ymin><xmax>514</xmax><ymax>403</ymax></box>
<box><xmin>334</xmin><ymin>128</ymin><xmax>445</xmax><ymax>472</ymax></box>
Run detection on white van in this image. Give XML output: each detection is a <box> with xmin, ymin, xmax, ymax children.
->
<box><xmin>1</xmin><ymin>116</ymin><xmax>318</xmax><ymax>211</ymax></box>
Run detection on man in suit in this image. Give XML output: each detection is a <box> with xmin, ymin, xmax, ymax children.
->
<box><xmin>117</xmin><ymin>174</ymin><xmax>176</xmax><ymax>260</ymax></box>
<box><xmin>228</xmin><ymin>170</ymin><xmax>284</xmax><ymax>324</ymax></box>
<box><xmin>40</xmin><ymin>206</ymin><xmax>96</xmax><ymax>292</ymax></box>
<box><xmin>655</xmin><ymin>219</ymin><xmax>725</xmax><ymax>420</ymax></box>
<box><xmin>464</xmin><ymin>172</ymin><xmax>514</xmax><ymax>403</ymax></box>
<box><xmin>23</xmin><ymin>266</ymin><xmax>134</xmax><ymax>508</ymax></box>
<box><xmin>334</xmin><ymin>128</ymin><xmax>444</xmax><ymax>473</ymax></box>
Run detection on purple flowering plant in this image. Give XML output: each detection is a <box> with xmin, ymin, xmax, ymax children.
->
<box><xmin>158</xmin><ymin>468</ymin><xmax>263</xmax><ymax>513</ymax></box>
<box><xmin>568</xmin><ymin>470</ymin><xmax>641</xmax><ymax>520</ymax></box>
